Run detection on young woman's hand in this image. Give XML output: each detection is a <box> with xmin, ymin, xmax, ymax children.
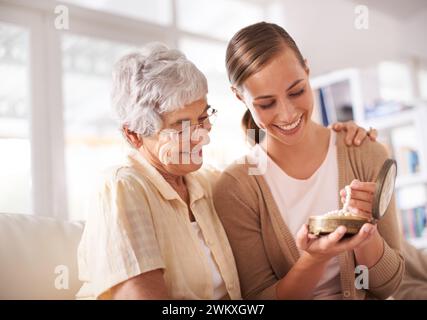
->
<box><xmin>340</xmin><ymin>179</ymin><xmax>376</xmax><ymax>221</ymax></box>
<box><xmin>296</xmin><ymin>222</ymin><xmax>377</xmax><ymax>264</ymax></box>
<box><xmin>297</xmin><ymin>177</ymin><xmax>379</xmax><ymax>261</ymax></box>
<box><xmin>331</xmin><ymin>121</ymin><xmax>377</xmax><ymax>146</ymax></box>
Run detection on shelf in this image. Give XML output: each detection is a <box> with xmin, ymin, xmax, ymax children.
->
<box><xmin>396</xmin><ymin>173</ymin><xmax>427</xmax><ymax>188</ymax></box>
<box><xmin>407</xmin><ymin>237</ymin><xmax>427</xmax><ymax>250</ymax></box>
<box><xmin>312</xmin><ymin>69</ymin><xmax>427</xmax><ymax>232</ymax></box>
<box><xmin>363</xmin><ymin>110</ymin><xmax>417</xmax><ymax>131</ymax></box>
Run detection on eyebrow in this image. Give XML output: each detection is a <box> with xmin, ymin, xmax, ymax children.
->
<box><xmin>254</xmin><ymin>79</ymin><xmax>304</xmax><ymax>100</ymax></box>
<box><xmin>172</xmin><ymin>104</ymin><xmax>210</xmax><ymax>125</ymax></box>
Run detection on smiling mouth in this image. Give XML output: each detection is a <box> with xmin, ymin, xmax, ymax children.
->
<box><xmin>274</xmin><ymin>114</ymin><xmax>303</xmax><ymax>132</ymax></box>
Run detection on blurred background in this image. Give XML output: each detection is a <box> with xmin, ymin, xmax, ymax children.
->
<box><xmin>0</xmin><ymin>0</ymin><xmax>426</xmax><ymax>249</ymax></box>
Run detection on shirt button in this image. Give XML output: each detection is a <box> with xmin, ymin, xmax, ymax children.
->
<box><xmin>227</xmin><ymin>283</ymin><xmax>234</xmax><ymax>291</ymax></box>
<box><xmin>343</xmin><ymin>290</ymin><xmax>351</xmax><ymax>298</ymax></box>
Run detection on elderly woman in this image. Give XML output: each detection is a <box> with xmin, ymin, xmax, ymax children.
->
<box><xmin>76</xmin><ymin>43</ymin><xmax>240</xmax><ymax>300</ymax></box>
<box><xmin>76</xmin><ymin>43</ymin><xmax>376</xmax><ymax>300</ymax></box>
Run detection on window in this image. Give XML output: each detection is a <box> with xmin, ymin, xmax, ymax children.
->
<box><xmin>0</xmin><ymin>22</ymin><xmax>31</xmax><ymax>214</ymax></box>
<box><xmin>179</xmin><ymin>37</ymin><xmax>247</xmax><ymax>169</ymax></box>
<box><xmin>62</xmin><ymin>34</ymin><xmax>137</xmax><ymax>220</ymax></box>
<box><xmin>62</xmin><ymin>0</ymin><xmax>173</xmax><ymax>26</ymax></box>
<box><xmin>0</xmin><ymin>0</ymin><xmax>269</xmax><ymax>220</ymax></box>
<box><xmin>176</xmin><ymin>0</ymin><xmax>264</xmax><ymax>41</ymax></box>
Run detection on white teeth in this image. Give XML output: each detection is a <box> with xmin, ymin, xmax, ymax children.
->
<box><xmin>278</xmin><ymin>115</ymin><xmax>302</xmax><ymax>131</ymax></box>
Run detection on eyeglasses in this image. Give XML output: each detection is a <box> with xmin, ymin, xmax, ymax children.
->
<box><xmin>161</xmin><ymin>106</ymin><xmax>218</xmax><ymax>136</ymax></box>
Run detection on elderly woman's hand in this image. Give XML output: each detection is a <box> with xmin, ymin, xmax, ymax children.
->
<box><xmin>331</xmin><ymin>121</ymin><xmax>377</xmax><ymax>146</ymax></box>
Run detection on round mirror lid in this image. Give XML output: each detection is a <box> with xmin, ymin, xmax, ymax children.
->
<box><xmin>372</xmin><ymin>159</ymin><xmax>397</xmax><ymax>220</ymax></box>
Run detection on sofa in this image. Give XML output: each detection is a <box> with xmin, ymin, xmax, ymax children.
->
<box><xmin>0</xmin><ymin>213</ymin><xmax>84</xmax><ymax>299</ymax></box>
<box><xmin>0</xmin><ymin>213</ymin><xmax>426</xmax><ymax>300</ymax></box>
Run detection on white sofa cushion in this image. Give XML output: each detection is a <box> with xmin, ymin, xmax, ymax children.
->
<box><xmin>0</xmin><ymin>213</ymin><xmax>84</xmax><ymax>299</ymax></box>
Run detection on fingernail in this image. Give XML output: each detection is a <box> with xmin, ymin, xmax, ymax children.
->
<box><xmin>362</xmin><ymin>225</ymin><xmax>371</xmax><ymax>233</ymax></box>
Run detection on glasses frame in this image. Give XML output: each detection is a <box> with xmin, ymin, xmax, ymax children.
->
<box><xmin>160</xmin><ymin>105</ymin><xmax>218</xmax><ymax>137</ymax></box>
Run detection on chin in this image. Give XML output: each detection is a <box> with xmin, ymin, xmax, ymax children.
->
<box><xmin>167</xmin><ymin>153</ymin><xmax>204</xmax><ymax>175</ymax></box>
<box><xmin>189</xmin><ymin>161</ymin><xmax>203</xmax><ymax>172</ymax></box>
<box><xmin>174</xmin><ymin>162</ymin><xmax>203</xmax><ymax>176</ymax></box>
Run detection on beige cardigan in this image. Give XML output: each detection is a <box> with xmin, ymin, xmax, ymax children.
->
<box><xmin>393</xmin><ymin>240</ymin><xmax>427</xmax><ymax>299</ymax></box>
<box><xmin>213</xmin><ymin>131</ymin><xmax>405</xmax><ymax>300</ymax></box>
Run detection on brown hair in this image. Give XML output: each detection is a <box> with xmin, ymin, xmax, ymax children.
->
<box><xmin>226</xmin><ymin>22</ymin><xmax>305</xmax><ymax>144</ymax></box>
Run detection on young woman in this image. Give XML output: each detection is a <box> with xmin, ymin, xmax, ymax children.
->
<box><xmin>213</xmin><ymin>22</ymin><xmax>404</xmax><ymax>300</ymax></box>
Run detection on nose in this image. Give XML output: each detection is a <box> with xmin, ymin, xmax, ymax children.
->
<box><xmin>276</xmin><ymin>98</ymin><xmax>298</xmax><ymax>123</ymax></box>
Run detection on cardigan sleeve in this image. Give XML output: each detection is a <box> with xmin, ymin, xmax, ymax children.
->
<box><xmin>393</xmin><ymin>240</ymin><xmax>427</xmax><ymax>299</ymax></box>
<box><xmin>213</xmin><ymin>168</ymin><xmax>279</xmax><ymax>300</ymax></box>
<box><xmin>360</xmin><ymin>141</ymin><xmax>405</xmax><ymax>299</ymax></box>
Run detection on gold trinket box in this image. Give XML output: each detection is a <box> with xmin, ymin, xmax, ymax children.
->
<box><xmin>308</xmin><ymin>159</ymin><xmax>397</xmax><ymax>236</ymax></box>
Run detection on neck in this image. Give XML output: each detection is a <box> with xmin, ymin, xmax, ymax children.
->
<box><xmin>262</xmin><ymin>120</ymin><xmax>329</xmax><ymax>168</ymax></box>
<box><xmin>158</xmin><ymin>169</ymin><xmax>186</xmax><ymax>189</ymax></box>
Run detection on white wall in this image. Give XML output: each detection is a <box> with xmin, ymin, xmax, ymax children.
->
<box><xmin>402</xmin><ymin>10</ymin><xmax>427</xmax><ymax>60</ymax></box>
<box><xmin>267</xmin><ymin>0</ymin><xmax>427</xmax><ymax>76</ymax></box>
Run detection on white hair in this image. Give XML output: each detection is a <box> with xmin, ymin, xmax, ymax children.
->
<box><xmin>111</xmin><ymin>42</ymin><xmax>208</xmax><ymax>136</ymax></box>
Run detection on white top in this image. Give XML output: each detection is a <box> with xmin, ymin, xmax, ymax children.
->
<box><xmin>191</xmin><ymin>221</ymin><xmax>227</xmax><ymax>300</ymax></box>
<box><xmin>260</xmin><ymin>130</ymin><xmax>342</xmax><ymax>299</ymax></box>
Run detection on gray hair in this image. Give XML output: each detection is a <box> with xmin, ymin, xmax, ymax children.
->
<box><xmin>111</xmin><ymin>42</ymin><xmax>208</xmax><ymax>136</ymax></box>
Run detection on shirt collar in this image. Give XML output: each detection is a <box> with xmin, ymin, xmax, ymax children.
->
<box><xmin>184</xmin><ymin>172</ymin><xmax>205</xmax><ymax>204</ymax></box>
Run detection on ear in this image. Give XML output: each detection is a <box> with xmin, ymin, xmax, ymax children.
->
<box><xmin>231</xmin><ymin>86</ymin><xmax>245</xmax><ymax>103</ymax></box>
<box><xmin>123</xmin><ymin>125</ymin><xmax>143</xmax><ymax>149</ymax></box>
<box><xmin>303</xmin><ymin>58</ymin><xmax>310</xmax><ymax>76</ymax></box>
